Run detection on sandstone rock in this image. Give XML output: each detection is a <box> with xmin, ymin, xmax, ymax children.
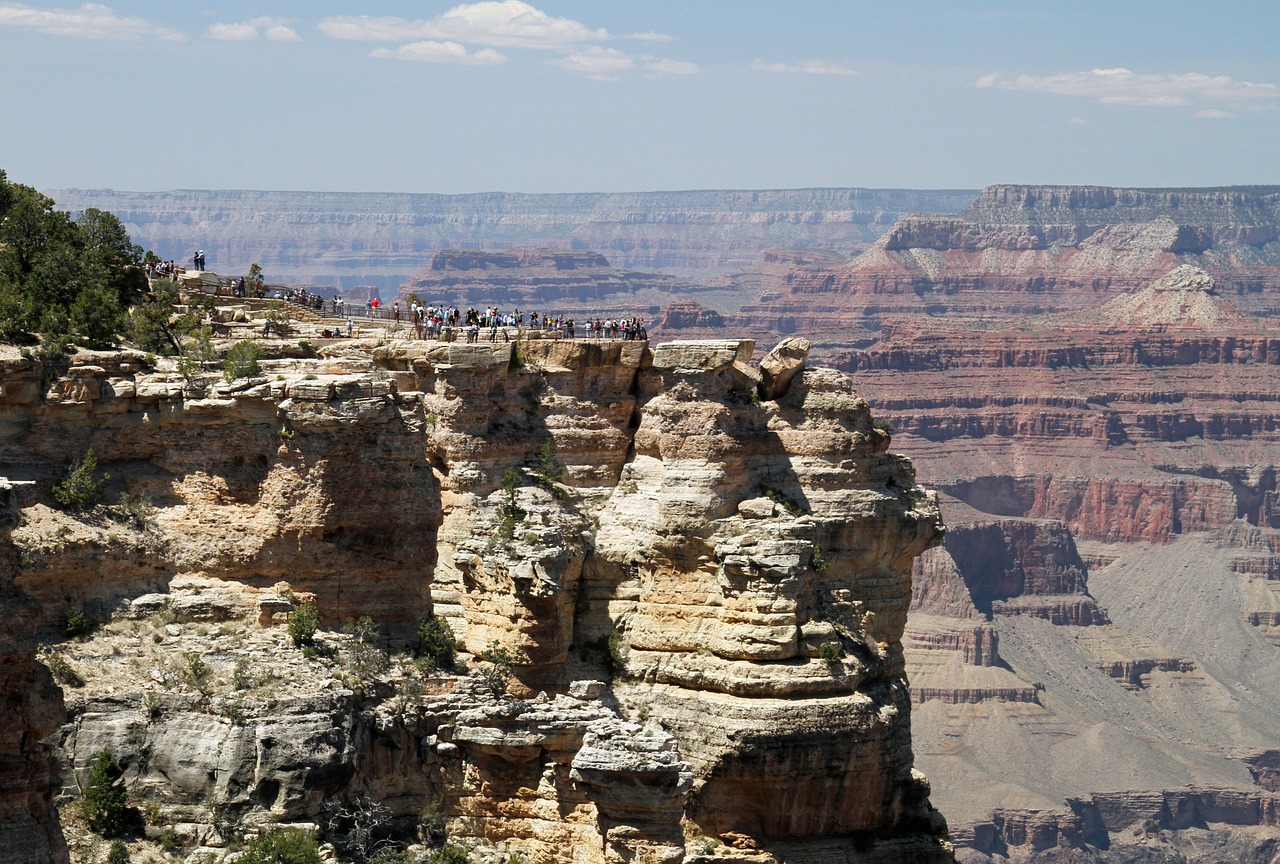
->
<box><xmin>757</xmin><ymin>336</ymin><xmax>810</xmax><ymax>401</ymax></box>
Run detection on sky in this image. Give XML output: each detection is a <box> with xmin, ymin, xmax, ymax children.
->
<box><xmin>2</xmin><ymin>1</ymin><xmax>1279</xmax><ymax>194</ymax></box>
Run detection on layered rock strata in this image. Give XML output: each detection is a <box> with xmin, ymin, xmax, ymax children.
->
<box><xmin>661</xmin><ymin>184</ymin><xmax>1280</xmax><ymax>357</ymax></box>
<box><xmin>47</xmin><ymin>188</ymin><xmax>978</xmax><ymax>289</ymax></box>
<box><xmin>840</xmin><ymin>266</ymin><xmax>1280</xmax><ymax>859</ymax></box>
<box><xmin>0</xmin><ymin>335</ymin><xmax>949</xmax><ymax>864</ymax></box>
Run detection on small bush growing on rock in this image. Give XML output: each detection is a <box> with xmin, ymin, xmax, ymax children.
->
<box><xmin>416</xmin><ymin>615</ymin><xmax>456</xmax><ymax>672</ymax></box>
<box><xmin>106</xmin><ymin>839</ymin><xmax>130</xmax><ymax>864</ymax></box>
<box><xmin>478</xmin><ymin>642</ymin><xmax>515</xmax><ymax>697</ymax></box>
<box><xmin>429</xmin><ymin>847</ymin><xmax>471</xmax><ymax>864</ymax></box>
<box><xmin>342</xmin><ymin>617</ymin><xmax>389</xmax><ymax>681</ymax></box>
<box><xmin>817</xmin><ymin>642</ymin><xmax>844</xmax><ymax>664</ymax></box>
<box><xmin>223</xmin><ymin>339</ymin><xmax>263</xmax><ymax>382</ymax></box>
<box><xmin>810</xmin><ymin>543</ymin><xmax>830</xmax><ymax>576</ymax></box>
<box><xmin>113</xmin><ymin>492</ymin><xmax>154</xmax><ymax>529</ymax></box>
<box><xmin>52</xmin><ymin>449</ymin><xmax>109</xmax><ymax>512</ymax></box>
<box><xmin>65</xmin><ymin>609</ymin><xmax>90</xmax><ymax>639</ymax></box>
<box><xmin>181</xmin><ymin>653</ymin><xmax>212</xmax><ymax>694</ymax></box>
<box><xmin>288</xmin><ymin>602</ymin><xmax>320</xmax><ymax>648</ymax></box>
<box><xmin>83</xmin><ymin>747</ymin><xmax>128</xmax><ymax>837</ymax></box>
<box><xmin>531</xmin><ymin>438</ymin><xmax>565</xmax><ymax>490</ymax></box>
<box><xmin>42</xmin><ymin>650</ymin><xmax>85</xmax><ymax>687</ymax></box>
<box><xmin>238</xmin><ymin>828</ymin><xmax>321</xmax><ymax>864</ymax></box>
<box><xmin>872</xmin><ymin>417</ymin><xmax>893</xmax><ymax>435</ymax></box>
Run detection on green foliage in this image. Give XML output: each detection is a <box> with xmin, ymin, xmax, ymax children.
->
<box><xmin>127</xmin><ymin>281</ymin><xmax>185</xmax><ymax>355</ymax></box>
<box><xmin>342</xmin><ymin>617</ymin><xmax>389</xmax><ymax>681</ymax></box>
<box><xmin>263</xmin><ymin>300</ymin><xmax>291</xmax><ymax>338</ymax></box>
<box><xmin>43</xmin><ymin>650</ymin><xmax>85</xmax><ymax>687</ymax></box>
<box><xmin>494</xmin><ymin>467</ymin><xmax>526</xmax><ymax>544</ymax></box>
<box><xmin>604</xmin><ymin>631</ymin><xmax>627</xmax><ymax>675</ymax></box>
<box><xmin>429</xmin><ymin>846</ymin><xmax>471</xmax><ymax>864</ymax></box>
<box><xmin>289</xmin><ymin>602</ymin><xmax>320</xmax><ymax>648</ymax></box>
<box><xmin>531</xmin><ymin>438</ymin><xmax>565</xmax><ymax>490</ymax></box>
<box><xmin>872</xmin><ymin>417</ymin><xmax>894</xmax><ymax>435</ymax></box>
<box><xmin>106</xmin><ymin>839</ymin><xmax>130</xmax><ymax>864</ymax></box>
<box><xmin>182</xmin><ymin>653</ymin><xmax>212</xmax><ymax>694</ymax></box>
<box><xmin>761</xmin><ymin>485</ymin><xmax>808</xmax><ymax>517</ymax></box>
<box><xmin>478</xmin><ymin>642</ymin><xmax>515</xmax><ymax>697</ymax></box>
<box><xmin>113</xmin><ymin>492</ymin><xmax>154</xmax><ymax>529</ymax></box>
<box><xmin>817</xmin><ymin>642</ymin><xmax>844</xmax><ymax>664</ymax></box>
<box><xmin>65</xmin><ymin>610</ymin><xmax>90</xmax><ymax>639</ymax></box>
<box><xmin>238</xmin><ymin>828</ymin><xmax>321</xmax><ymax>864</ymax></box>
<box><xmin>0</xmin><ymin>172</ymin><xmax>142</xmax><ymax>347</ymax></box>
<box><xmin>810</xmin><ymin>543</ymin><xmax>830</xmax><ymax>576</ymax></box>
<box><xmin>82</xmin><ymin>747</ymin><xmax>128</xmax><ymax>837</ymax></box>
<box><xmin>417</xmin><ymin>614</ymin><xmax>456</xmax><ymax>672</ymax></box>
<box><xmin>52</xmin><ymin>449</ymin><xmax>109</xmax><ymax>512</ymax></box>
<box><xmin>224</xmin><ymin>339</ymin><xmax>263</xmax><ymax>382</ymax></box>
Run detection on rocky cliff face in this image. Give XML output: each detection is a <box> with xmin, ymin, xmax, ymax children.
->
<box><xmin>839</xmin><ymin>266</ymin><xmax>1280</xmax><ymax>860</ymax></box>
<box><xmin>0</xmin><ymin>335</ymin><xmax>950</xmax><ymax>864</ymax></box>
<box><xmin>45</xmin><ymin>188</ymin><xmax>978</xmax><ymax>290</ymax></box>
<box><xmin>686</xmin><ymin>185</ymin><xmax>1280</xmax><ymax>357</ymax></box>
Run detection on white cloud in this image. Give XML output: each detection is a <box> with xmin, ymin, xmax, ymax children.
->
<box><xmin>1194</xmin><ymin>108</ymin><xmax>1234</xmax><ymax>119</ymax></box>
<box><xmin>207</xmin><ymin>22</ymin><xmax>256</xmax><ymax>41</ymax></box>
<box><xmin>977</xmin><ymin>68</ymin><xmax>1278</xmax><ymax>112</ymax></box>
<box><xmin>626</xmin><ymin>31</ymin><xmax>674</xmax><ymax>42</ymax></box>
<box><xmin>549</xmin><ymin>45</ymin><xmax>634</xmax><ymax>79</ymax></box>
<box><xmin>752</xmin><ymin>59</ymin><xmax>857</xmax><ymax>76</ymax></box>
<box><xmin>1066</xmin><ymin>116</ymin><xmax>1088</xmax><ymax>125</ymax></box>
<box><xmin>320</xmin><ymin>1</ymin><xmax>606</xmax><ymax>50</ymax></box>
<box><xmin>642</xmin><ymin>57</ymin><xmax>699</xmax><ymax>77</ymax></box>
<box><xmin>0</xmin><ymin>2</ymin><xmax>185</xmax><ymax>40</ymax></box>
<box><xmin>207</xmin><ymin>17</ymin><xmax>299</xmax><ymax>42</ymax></box>
<box><xmin>371</xmin><ymin>40</ymin><xmax>505</xmax><ymax>65</ymax></box>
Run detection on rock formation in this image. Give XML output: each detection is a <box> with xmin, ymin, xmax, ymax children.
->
<box><xmin>682</xmin><ymin>184</ymin><xmax>1280</xmax><ymax>359</ymax></box>
<box><xmin>46</xmin><ymin>188</ymin><xmax>978</xmax><ymax>291</ymax></box>
<box><xmin>0</xmin><ymin>335</ymin><xmax>950</xmax><ymax>863</ymax></box>
<box><xmin>840</xmin><ymin>266</ymin><xmax>1280</xmax><ymax>860</ymax></box>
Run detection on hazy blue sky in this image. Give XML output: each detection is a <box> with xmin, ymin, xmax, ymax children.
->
<box><xmin>3</xmin><ymin>1</ymin><xmax>1278</xmax><ymax>193</ymax></box>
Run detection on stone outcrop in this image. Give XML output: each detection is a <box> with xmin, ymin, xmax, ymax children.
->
<box><xmin>0</xmin><ymin>482</ymin><xmax>68</xmax><ymax>864</ymax></box>
<box><xmin>0</xmin><ymin>336</ymin><xmax>950</xmax><ymax>864</ymax></box>
<box><xmin>656</xmin><ymin>184</ymin><xmax>1280</xmax><ymax>358</ymax></box>
<box><xmin>839</xmin><ymin>266</ymin><xmax>1280</xmax><ymax>857</ymax></box>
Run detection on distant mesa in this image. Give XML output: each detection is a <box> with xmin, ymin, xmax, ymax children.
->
<box><xmin>397</xmin><ymin>247</ymin><xmax>697</xmax><ymax>314</ymax></box>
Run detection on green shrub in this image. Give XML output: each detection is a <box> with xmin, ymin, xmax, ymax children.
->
<box><xmin>604</xmin><ymin>631</ymin><xmax>627</xmax><ymax>675</ymax></box>
<box><xmin>82</xmin><ymin>748</ymin><xmax>128</xmax><ymax>837</ymax></box>
<box><xmin>478</xmin><ymin>643</ymin><xmax>515</xmax><ymax>697</ymax></box>
<box><xmin>106</xmin><ymin>839</ymin><xmax>130</xmax><ymax>864</ymax></box>
<box><xmin>238</xmin><ymin>828</ymin><xmax>321</xmax><ymax>864</ymax></box>
<box><xmin>288</xmin><ymin>602</ymin><xmax>320</xmax><ymax>648</ymax></box>
<box><xmin>817</xmin><ymin>642</ymin><xmax>843</xmax><ymax>664</ymax></box>
<box><xmin>114</xmin><ymin>491</ymin><xmax>154</xmax><ymax>529</ymax></box>
<box><xmin>65</xmin><ymin>610</ymin><xmax>90</xmax><ymax>639</ymax></box>
<box><xmin>873</xmin><ymin>417</ymin><xmax>894</xmax><ymax>434</ymax></box>
<box><xmin>43</xmin><ymin>651</ymin><xmax>85</xmax><ymax>687</ymax></box>
<box><xmin>417</xmin><ymin>615</ymin><xmax>456</xmax><ymax>672</ymax></box>
<box><xmin>429</xmin><ymin>847</ymin><xmax>471</xmax><ymax>864</ymax></box>
<box><xmin>52</xmin><ymin>449</ymin><xmax>109</xmax><ymax>512</ymax></box>
<box><xmin>223</xmin><ymin>339</ymin><xmax>262</xmax><ymax>382</ymax></box>
<box><xmin>531</xmin><ymin>438</ymin><xmax>565</xmax><ymax>489</ymax></box>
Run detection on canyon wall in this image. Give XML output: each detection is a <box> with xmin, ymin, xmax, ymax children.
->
<box><xmin>690</xmin><ymin>184</ymin><xmax>1280</xmax><ymax>358</ymax></box>
<box><xmin>45</xmin><ymin>188</ymin><xmax>978</xmax><ymax>290</ymax></box>
<box><xmin>0</xmin><ymin>335</ymin><xmax>950</xmax><ymax>864</ymax></box>
<box><xmin>841</xmin><ymin>266</ymin><xmax>1280</xmax><ymax>861</ymax></box>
